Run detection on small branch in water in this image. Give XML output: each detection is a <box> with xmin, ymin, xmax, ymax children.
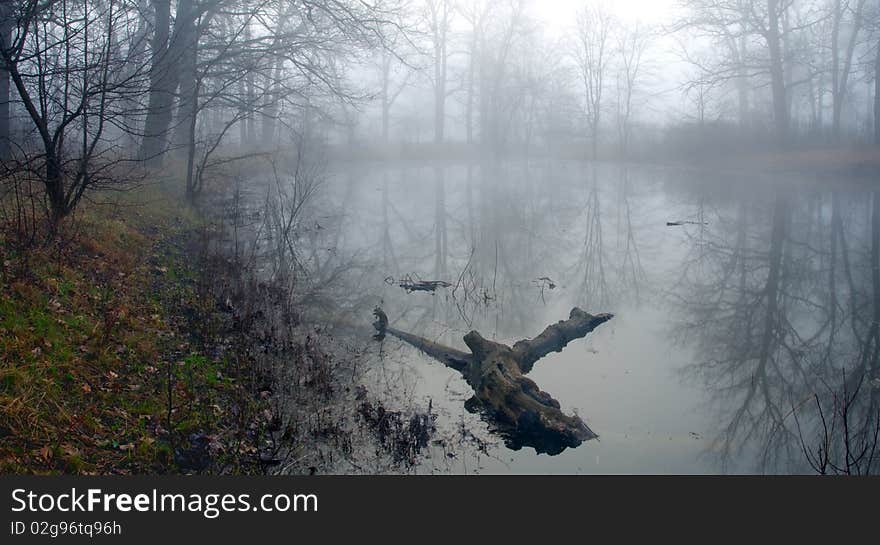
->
<box><xmin>385</xmin><ymin>274</ymin><xmax>451</xmax><ymax>293</ymax></box>
<box><xmin>666</xmin><ymin>220</ymin><xmax>708</xmax><ymax>226</ymax></box>
<box><xmin>532</xmin><ymin>277</ymin><xmax>556</xmax><ymax>304</ymax></box>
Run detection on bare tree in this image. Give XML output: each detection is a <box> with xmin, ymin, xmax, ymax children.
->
<box><xmin>675</xmin><ymin>0</ymin><xmax>796</xmax><ymax>146</ymax></box>
<box><xmin>376</xmin><ymin>17</ymin><xmax>416</xmax><ymax>143</ymax></box>
<box><xmin>615</xmin><ymin>20</ymin><xmax>651</xmax><ymax>157</ymax></box>
<box><xmin>873</xmin><ymin>13</ymin><xmax>880</xmax><ymax>144</ymax></box>
<box><xmin>139</xmin><ymin>0</ymin><xmax>206</xmax><ymax>164</ymax></box>
<box><xmin>458</xmin><ymin>0</ymin><xmax>492</xmax><ymax>146</ymax></box>
<box><xmin>573</xmin><ymin>2</ymin><xmax>613</xmax><ymax>159</ymax></box>
<box><xmin>764</xmin><ymin>0</ymin><xmax>790</xmax><ymax>143</ymax></box>
<box><xmin>0</xmin><ymin>0</ymin><xmax>11</xmax><ymax>160</ymax></box>
<box><xmin>830</xmin><ymin>0</ymin><xmax>868</xmax><ymax>140</ymax></box>
<box><xmin>0</xmin><ymin>0</ymin><xmax>151</xmax><ymax>231</ymax></box>
<box><xmin>479</xmin><ymin>0</ymin><xmax>527</xmax><ymax>153</ymax></box>
<box><xmin>425</xmin><ymin>0</ymin><xmax>451</xmax><ymax>144</ymax></box>
<box><xmin>167</xmin><ymin>0</ymin><xmax>397</xmax><ymax>199</ymax></box>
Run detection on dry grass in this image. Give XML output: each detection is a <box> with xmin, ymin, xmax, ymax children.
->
<box><xmin>0</xmin><ymin>184</ymin><xmax>229</xmax><ymax>474</ymax></box>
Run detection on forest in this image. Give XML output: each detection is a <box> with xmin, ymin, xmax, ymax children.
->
<box><xmin>1</xmin><ymin>0</ymin><xmax>879</xmax><ymax>475</ymax></box>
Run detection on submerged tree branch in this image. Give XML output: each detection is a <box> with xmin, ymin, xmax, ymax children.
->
<box><xmin>374</xmin><ymin>307</ymin><xmax>613</xmax><ymax>454</ymax></box>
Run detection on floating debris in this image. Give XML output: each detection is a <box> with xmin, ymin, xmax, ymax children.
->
<box><xmin>666</xmin><ymin>220</ymin><xmax>708</xmax><ymax>226</ymax></box>
<box><xmin>535</xmin><ymin>276</ymin><xmax>557</xmax><ymax>290</ymax></box>
<box><xmin>385</xmin><ymin>274</ymin><xmax>451</xmax><ymax>293</ymax></box>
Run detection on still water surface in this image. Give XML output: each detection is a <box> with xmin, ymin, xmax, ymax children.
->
<box><xmin>312</xmin><ymin>159</ymin><xmax>876</xmax><ymax>474</ymax></box>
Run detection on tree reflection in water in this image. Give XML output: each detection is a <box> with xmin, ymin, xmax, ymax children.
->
<box><xmin>325</xmin><ymin>160</ymin><xmax>878</xmax><ymax>472</ymax></box>
<box><xmin>670</xmin><ymin>179</ymin><xmax>879</xmax><ymax>474</ymax></box>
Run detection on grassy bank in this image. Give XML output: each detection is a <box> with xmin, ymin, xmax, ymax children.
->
<box><xmin>0</xmin><ymin>185</ymin><xmax>263</xmax><ymax>474</ymax></box>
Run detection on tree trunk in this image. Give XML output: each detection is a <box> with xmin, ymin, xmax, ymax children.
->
<box><xmin>45</xmin><ymin>149</ymin><xmax>67</xmax><ymax>229</ymax></box>
<box><xmin>831</xmin><ymin>0</ymin><xmax>865</xmax><ymax>141</ymax></box>
<box><xmin>433</xmin><ymin>35</ymin><xmax>446</xmax><ymax>144</ymax></box>
<box><xmin>831</xmin><ymin>0</ymin><xmax>841</xmax><ymax>138</ymax></box>
<box><xmin>781</xmin><ymin>3</ymin><xmax>794</xmax><ymax>126</ymax></box>
<box><xmin>875</xmin><ymin>38</ymin><xmax>879</xmax><ymax>146</ymax></box>
<box><xmin>736</xmin><ymin>35</ymin><xmax>749</xmax><ymax>129</ymax></box>
<box><xmin>478</xmin><ymin>37</ymin><xmax>489</xmax><ymax>147</ymax></box>
<box><xmin>239</xmin><ymin>79</ymin><xmax>247</xmax><ymax>144</ymax></box>
<box><xmin>381</xmin><ymin>53</ymin><xmax>391</xmax><ymax>142</ymax></box>
<box><xmin>183</xmin><ymin>60</ymin><xmax>199</xmax><ymax>200</ymax></box>
<box><xmin>0</xmin><ymin>1</ymin><xmax>11</xmax><ymax>160</ymax></box>
<box><xmin>139</xmin><ymin>0</ymin><xmax>174</xmax><ymax>164</ymax></box>
<box><xmin>766</xmin><ymin>0</ymin><xmax>789</xmax><ymax>146</ymax></box>
<box><xmin>246</xmin><ymin>76</ymin><xmax>255</xmax><ymax>145</ymax></box>
<box><xmin>262</xmin><ymin>56</ymin><xmax>283</xmax><ymax>147</ymax></box>
<box><xmin>172</xmin><ymin>0</ymin><xmax>197</xmax><ymax>156</ymax></box>
<box><xmin>244</xmin><ymin>25</ymin><xmax>255</xmax><ymax>147</ymax></box>
<box><xmin>374</xmin><ymin>308</ymin><xmax>613</xmax><ymax>454</ymax></box>
<box><xmin>431</xmin><ymin>0</ymin><xmax>448</xmax><ymax>145</ymax></box>
<box><xmin>465</xmin><ymin>33</ymin><xmax>476</xmax><ymax>145</ymax></box>
<box><xmin>260</xmin><ymin>3</ymin><xmax>296</xmax><ymax>151</ymax></box>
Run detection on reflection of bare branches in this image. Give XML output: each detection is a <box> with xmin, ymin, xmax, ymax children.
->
<box><xmin>794</xmin><ymin>372</ymin><xmax>880</xmax><ymax>475</ymax></box>
<box><xmin>434</xmin><ymin>166</ymin><xmax>448</xmax><ymax>280</ymax></box>
<box><xmin>576</xmin><ymin>169</ymin><xmax>608</xmax><ymax>308</ymax></box>
<box><xmin>381</xmin><ymin>171</ymin><xmax>399</xmax><ymax>275</ymax></box>
<box><xmin>532</xmin><ymin>276</ymin><xmax>557</xmax><ymax>305</ymax></box>
<box><xmin>448</xmin><ymin>248</ymin><xmax>498</xmax><ymax>327</ymax></box>
<box><xmin>615</xmin><ymin>167</ymin><xmax>646</xmax><ymax>304</ymax></box>
<box><xmin>671</xmin><ymin>186</ymin><xmax>880</xmax><ymax>474</ymax></box>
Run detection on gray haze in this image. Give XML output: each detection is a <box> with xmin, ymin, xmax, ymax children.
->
<box><xmin>2</xmin><ymin>0</ymin><xmax>880</xmax><ymax>474</ymax></box>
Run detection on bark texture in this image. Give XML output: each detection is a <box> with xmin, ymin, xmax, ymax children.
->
<box><xmin>375</xmin><ymin>307</ymin><xmax>613</xmax><ymax>454</ymax></box>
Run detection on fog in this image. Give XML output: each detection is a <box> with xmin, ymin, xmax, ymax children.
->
<box><xmin>2</xmin><ymin>0</ymin><xmax>879</xmax><ymax>474</ymax></box>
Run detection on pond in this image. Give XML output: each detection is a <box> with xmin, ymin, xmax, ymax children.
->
<box><xmin>309</xmin><ymin>158</ymin><xmax>878</xmax><ymax>474</ymax></box>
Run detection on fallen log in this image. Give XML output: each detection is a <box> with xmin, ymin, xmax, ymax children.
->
<box><xmin>399</xmin><ymin>279</ymin><xmax>451</xmax><ymax>293</ymax></box>
<box><xmin>373</xmin><ymin>307</ymin><xmax>613</xmax><ymax>455</ymax></box>
<box><xmin>385</xmin><ymin>275</ymin><xmax>452</xmax><ymax>293</ymax></box>
<box><xmin>666</xmin><ymin>220</ymin><xmax>708</xmax><ymax>226</ymax></box>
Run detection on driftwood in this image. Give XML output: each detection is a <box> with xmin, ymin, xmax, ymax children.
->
<box><xmin>373</xmin><ymin>307</ymin><xmax>613</xmax><ymax>455</ymax></box>
<box><xmin>400</xmin><ymin>280</ymin><xmax>451</xmax><ymax>293</ymax></box>
<box><xmin>386</xmin><ymin>275</ymin><xmax>451</xmax><ymax>293</ymax></box>
<box><xmin>666</xmin><ymin>220</ymin><xmax>708</xmax><ymax>226</ymax></box>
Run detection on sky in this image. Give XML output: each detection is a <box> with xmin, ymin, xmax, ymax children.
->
<box><xmin>531</xmin><ymin>0</ymin><xmax>688</xmax><ymax>123</ymax></box>
<box><xmin>535</xmin><ymin>0</ymin><xmax>680</xmax><ymax>33</ymax></box>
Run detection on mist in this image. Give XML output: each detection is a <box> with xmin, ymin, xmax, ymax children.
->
<box><xmin>2</xmin><ymin>0</ymin><xmax>880</xmax><ymax>475</ymax></box>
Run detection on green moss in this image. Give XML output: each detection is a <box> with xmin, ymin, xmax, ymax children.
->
<box><xmin>0</xmin><ymin>183</ymin><xmax>259</xmax><ymax>475</ymax></box>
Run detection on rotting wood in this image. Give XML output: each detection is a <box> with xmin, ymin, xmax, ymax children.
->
<box><xmin>400</xmin><ymin>279</ymin><xmax>451</xmax><ymax>292</ymax></box>
<box><xmin>385</xmin><ymin>275</ymin><xmax>452</xmax><ymax>293</ymax></box>
<box><xmin>666</xmin><ymin>220</ymin><xmax>708</xmax><ymax>226</ymax></box>
<box><xmin>373</xmin><ymin>307</ymin><xmax>613</xmax><ymax>455</ymax></box>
